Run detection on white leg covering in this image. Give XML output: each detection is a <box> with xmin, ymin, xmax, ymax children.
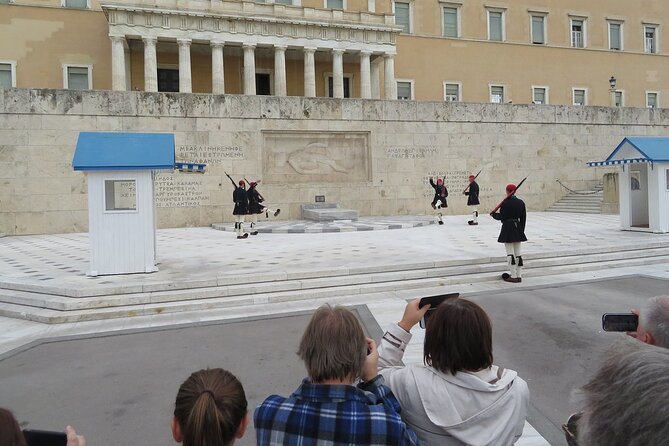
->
<box><xmin>513</xmin><ymin>242</ymin><xmax>523</xmax><ymax>278</ymax></box>
<box><xmin>505</xmin><ymin>243</ymin><xmax>517</xmax><ymax>278</ymax></box>
<box><xmin>235</xmin><ymin>215</ymin><xmax>245</xmax><ymax>236</ymax></box>
<box><xmin>472</xmin><ymin>209</ymin><xmax>478</xmax><ymax>224</ymax></box>
<box><xmin>250</xmin><ymin>214</ymin><xmax>258</xmax><ymax>232</ymax></box>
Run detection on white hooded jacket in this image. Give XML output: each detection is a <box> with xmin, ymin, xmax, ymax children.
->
<box><xmin>378</xmin><ymin>323</ymin><xmax>529</xmax><ymax>446</ymax></box>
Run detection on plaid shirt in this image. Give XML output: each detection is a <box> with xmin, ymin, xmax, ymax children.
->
<box><xmin>254</xmin><ymin>375</ymin><xmax>420</xmax><ymax>446</ymax></box>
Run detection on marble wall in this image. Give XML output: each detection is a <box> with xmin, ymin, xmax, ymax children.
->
<box><xmin>1</xmin><ymin>88</ymin><xmax>667</xmax><ymax>235</ymax></box>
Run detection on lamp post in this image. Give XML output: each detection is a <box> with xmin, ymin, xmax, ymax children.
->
<box><xmin>609</xmin><ymin>76</ymin><xmax>617</xmax><ymax>107</ymax></box>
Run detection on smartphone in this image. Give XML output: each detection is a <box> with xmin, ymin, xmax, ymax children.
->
<box><xmin>23</xmin><ymin>429</ymin><xmax>67</xmax><ymax>446</ymax></box>
<box><xmin>419</xmin><ymin>293</ymin><xmax>460</xmax><ymax>328</ymax></box>
<box><xmin>602</xmin><ymin>313</ymin><xmax>639</xmax><ymax>332</ymax></box>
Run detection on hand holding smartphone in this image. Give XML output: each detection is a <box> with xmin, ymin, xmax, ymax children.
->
<box><xmin>418</xmin><ymin>293</ymin><xmax>460</xmax><ymax>328</ymax></box>
<box><xmin>602</xmin><ymin>313</ymin><xmax>639</xmax><ymax>332</ymax></box>
<box><xmin>23</xmin><ymin>429</ymin><xmax>67</xmax><ymax>446</ymax></box>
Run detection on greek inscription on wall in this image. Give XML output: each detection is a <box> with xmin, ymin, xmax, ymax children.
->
<box><xmin>155</xmin><ymin>173</ymin><xmax>209</xmax><ymax>208</ymax></box>
<box><xmin>176</xmin><ymin>145</ymin><xmax>245</xmax><ymax>163</ymax></box>
<box><xmin>386</xmin><ymin>147</ymin><xmax>438</xmax><ymax>159</ymax></box>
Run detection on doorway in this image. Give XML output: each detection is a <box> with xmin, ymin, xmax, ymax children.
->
<box><xmin>157</xmin><ymin>69</ymin><xmax>179</xmax><ymax>92</ymax></box>
<box><xmin>256</xmin><ymin>73</ymin><xmax>271</xmax><ymax>95</ymax></box>
<box><xmin>630</xmin><ymin>165</ymin><xmax>649</xmax><ymax>228</ymax></box>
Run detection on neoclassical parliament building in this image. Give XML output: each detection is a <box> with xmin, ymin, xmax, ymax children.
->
<box><xmin>1</xmin><ymin>0</ymin><xmax>668</xmax><ymax>107</ymax></box>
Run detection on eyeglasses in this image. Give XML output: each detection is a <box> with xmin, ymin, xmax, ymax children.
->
<box><xmin>562</xmin><ymin>412</ymin><xmax>583</xmax><ymax>446</ymax></box>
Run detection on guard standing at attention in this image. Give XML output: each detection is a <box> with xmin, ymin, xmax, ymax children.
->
<box><xmin>490</xmin><ymin>184</ymin><xmax>527</xmax><ymax>283</ymax></box>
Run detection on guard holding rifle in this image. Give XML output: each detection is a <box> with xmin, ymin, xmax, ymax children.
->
<box><xmin>464</xmin><ymin>171</ymin><xmax>481</xmax><ymax>226</ymax></box>
<box><xmin>490</xmin><ymin>181</ymin><xmax>527</xmax><ymax>283</ymax></box>
<box><xmin>226</xmin><ymin>172</ymin><xmax>249</xmax><ymax>240</ymax></box>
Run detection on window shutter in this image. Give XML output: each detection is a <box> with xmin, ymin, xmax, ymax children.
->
<box><xmin>443</xmin><ymin>8</ymin><xmax>458</xmax><ymax>37</ymax></box>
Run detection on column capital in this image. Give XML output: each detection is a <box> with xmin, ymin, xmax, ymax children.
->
<box><xmin>383</xmin><ymin>52</ymin><xmax>396</xmax><ymax>59</ymax></box>
<box><xmin>303</xmin><ymin>46</ymin><xmax>317</xmax><ymax>54</ymax></box>
<box><xmin>110</xmin><ymin>35</ymin><xmax>126</xmax><ymax>43</ymax></box>
<box><xmin>177</xmin><ymin>38</ymin><xmax>192</xmax><ymax>46</ymax></box>
<box><xmin>332</xmin><ymin>48</ymin><xmax>346</xmax><ymax>55</ymax></box>
<box><xmin>359</xmin><ymin>50</ymin><xmax>372</xmax><ymax>56</ymax></box>
<box><xmin>274</xmin><ymin>44</ymin><xmax>288</xmax><ymax>51</ymax></box>
<box><xmin>210</xmin><ymin>40</ymin><xmax>225</xmax><ymax>48</ymax></box>
<box><xmin>142</xmin><ymin>36</ymin><xmax>157</xmax><ymax>44</ymax></box>
<box><xmin>242</xmin><ymin>43</ymin><xmax>257</xmax><ymax>50</ymax></box>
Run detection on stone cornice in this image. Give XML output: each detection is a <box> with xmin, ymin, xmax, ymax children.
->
<box><xmin>103</xmin><ymin>3</ymin><xmax>399</xmax><ymax>52</ymax></box>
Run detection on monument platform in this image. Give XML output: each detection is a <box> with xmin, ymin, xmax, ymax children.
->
<box><xmin>213</xmin><ymin>215</ymin><xmax>434</xmax><ymax>233</ymax></box>
<box><xmin>301</xmin><ymin>203</ymin><xmax>360</xmax><ymax>222</ymax></box>
<box><xmin>1</xmin><ymin>213</ymin><xmax>669</xmax><ymax>324</ymax></box>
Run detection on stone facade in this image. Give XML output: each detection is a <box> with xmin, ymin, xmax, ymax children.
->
<box><xmin>2</xmin><ymin>88</ymin><xmax>668</xmax><ymax>236</ymax></box>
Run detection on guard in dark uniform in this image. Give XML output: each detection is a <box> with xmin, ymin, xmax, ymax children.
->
<box><xmin>247</xmin><ymin>181</ymin><xmax>280</xmax><ymax>236</ymax></box>
<box><xmin>232</xmin><ymin>180</ymin><xmax>249</xmax><ymax>239</ymax></box>
<box><xmin>464</xmin><ymin>174</ymin><xmax>480</xmax><ymax>225</ymax></box>
<box><xmin>490</xmin><ymin>184</ymin><xmax>527</xmax><ymax>283</ymax></box>
<box><xmin>429</xmin><ymin>177</ymin><xmax>448</xmax><ymax>225</ymax></box>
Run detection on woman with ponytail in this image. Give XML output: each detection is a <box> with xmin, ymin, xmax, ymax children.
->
<box><xmin>171</xmin><ymin>369</ymin><xmax>249</xmax><ymax>446</ymax></box>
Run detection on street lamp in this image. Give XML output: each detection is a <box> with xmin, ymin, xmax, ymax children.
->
<box><xmin>609</xmin><ymin>76</ymin><xmax>617</xmax><ymax>91</ymax></box>
<box><xmin>609</xmin><ymin>76</ymin><xmax>618</xmax><ymax>107</ymax></box>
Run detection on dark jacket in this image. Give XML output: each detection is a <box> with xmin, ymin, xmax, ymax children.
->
<box><xmin>465</xmin><ymin>181</ymin><xmax>480</xmax><ymax>206</ymax></box>
<box><xmin>491</xmin><ymin>195</ymin><xmax>527</xmax><ymax>243</ymax></box>
<box><xmin>233</xmin><ymin>187</ymin><xmax>248</xmax><ymax>215</ymax></box>
<box><xmin>247</xmin><ymin>187</ymin><xmax>264</xmax><ymax>214</ymax></box>
<box><xmin>430</xmin><ymin>179</ymin><xmax>448</xmax><ymax>198</ymax></box>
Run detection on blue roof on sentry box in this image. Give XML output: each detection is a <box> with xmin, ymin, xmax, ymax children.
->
<box><xmin>72</xmin><ymin>132</ymin><xmax>175</xmax><ymax>171</ymax></box>
<box><xmin>607</xmin><ymin>137</ymin><xmax>669</xmax><ymax>162</ymax></box>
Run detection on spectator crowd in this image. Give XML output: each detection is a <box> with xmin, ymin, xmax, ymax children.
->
<box><xmin>2</xmin><ymin>295</ymin><xmax>669</xmax><ymax>446</ymax></box>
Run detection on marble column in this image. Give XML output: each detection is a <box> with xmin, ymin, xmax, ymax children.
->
<box><xmin>211</xmin><ymin>41</ymin><xmax>225</xmax><ymax>94</ymax></box>
<box><xmin>110</xmin><ymin>35</ymin><xmax>127</xmax><ymax>91</ymax></box>
<box><xmin>142</xmin><ymin>36</ymin><xmax>158</xmax><ymax>92</ymax></box>
<box><xmin>274</xmin><ymin>45</ymin><xmax>287</xmax><ymax>97</ymax></box>
<box><xmin>303</xmin><ymin>47</ymin><xmax>316</xmax><ymax>97</ymax></box>
<box><xmin>332</xmin><ymin>49</ymin><xmax>345</xmax><ymax>99</ymax></box>
<box><xmin>243</xmin><ymin>44</ymin><xmax>256</xmax><ymax>95</ymax></box>
<box><xmin>383</xmin><ymin>53</ymin><xmax>396</xmax><ymax>100</ymax></box>
<box><xmin>370</xmin><ymin>58</ymin><xmax>381</xmax><ymax>99</ymax></box>
<box><xmin>359</xmin><ymin>51</ymin><xmax>372</xmax><ymax>99</ymax></box>
<box><xmin>177</xmin><ymin>38</ymin><xmax>192</xmax><ymax>93</ymax></box>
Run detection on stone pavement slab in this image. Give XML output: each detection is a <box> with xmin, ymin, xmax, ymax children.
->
<box><xmin>0</xmin><ymin>212</ymin><xmax>667</xmax><ymax>297</ymax></box>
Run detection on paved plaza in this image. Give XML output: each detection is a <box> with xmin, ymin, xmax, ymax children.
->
<box><xmin>1</xmin><ymin>212</ymin><xmax>669</xmax><ymax>445</ymax></box>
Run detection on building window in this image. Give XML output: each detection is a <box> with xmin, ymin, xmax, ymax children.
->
<box><xmin>274</xmin><ymin>0</ymin><xmax>293</xmax><ymax>4</ymax></box>
<box><xmin>325</xmin><ymin>0</ymin><xmax>344</xmax><ymax>9</ymax></box>
<box><xmin>327</xmin><ymin>75</ymin><xmax>351</xmax><ymax>98</ymax></box>
<box><xmin>532</xmin><ymin>87</ymin><xmax>548</xmax><ymax>104</ymax></box>
<box><xmin>443</xmin><ymin>82</ymin><xmax>460</xmax><ymax>102</ymax></box>
<box><xmin>394</xmin><ymin>1</ymin><xmax>411</xmax><ymax>34</ymax></box>
<box><xmin>570</xmin><ymin>18</ymin><xmax>586</xmax><ymax>48</ymax></box>
<box><xmin>614</xmin><ymin>91</ymin><xmax>624</xmax><ymax>107</ymax></box>
<box><xmin>0</xmin><ymin>61</ymin><xmax>17</xmax><ymax>88</ymax></box>
<box><xmin>531</xmin><ymin>15</ymin><xmax>546</xmax><ymax>44</ymax></box>
<box><xmin>609</xmin><ymin>22</ymin><xmax>623</xmax><ymax>50</ymax></box>
<box><xmin>443</xmin><ymin>5</ymin><xmax>459</xmax><ymax>38</ymax></box>
<box><xmin>490</xmin><ymin>85</ymin><xmax>504</xmax><ymax>103</ymax></box>
<box><xmin>158</xmin><ymin>68</ymin><xmax>179</xmax><ymax>92</ymax></box>
<box><xmin>397</xmin><ymin>80</ymin><xmax>413</xmax><ymax>100</ymax></box>
<box><xmin>646</xmin><ymin>92</ymin><xmax>658</xmax><ymax>108</ymax></box>
<box><xmin>63</xmin><ymin>65</ymin><xmax>92</xmax><ymax>90</ymax></box>
<box><xmin>104</xmin><ymin>180</ymin><xmax>137</xmax><ymax>212</ymax></box>
<box><xmin>0</xmin><ymin>0</ymin><xmax>15</xmax><ymax>4</ymax></box>
<box><xmin>644</xmin><ymin>25</ymin><xmax>658</xmax><ymax>53</ymax></box>
<box><xmin>665</xmin><ymin>169</ymin><xmax>669</xmax><ymax>190</ymax></box>
<box><xmin>62</xmin><ymin>0</ymin><xmax>89</xmax><ymax>8</ymax></box>
<box><xmin>573</xmin><ymin>88</ymin><xmax>586</xmax><ymax>106</ymax></box>
<box><xmin>487</xmin><ymin>9</ymin><xmax>505</xmax><ymax>41</ymax></box>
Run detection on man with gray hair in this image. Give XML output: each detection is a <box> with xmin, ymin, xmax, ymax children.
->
<box><xmin>577</xmin><ymin>340</ymin><xmax>669</xmax><ymax>446</ymax></box>
<box><xmin>254</xmin><ymin>305</ymin><xmax>419</xmax><ymax>445</ymax></box>
<box><xmin>628</xmin><ymin>295</ymin><xmax>669</xmax><ymax>348</ymax></box>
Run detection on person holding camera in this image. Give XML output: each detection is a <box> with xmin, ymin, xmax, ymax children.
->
<box><xmin>377</xmin><ymin>298</ymin><xmax>529</xmax><ymax>446</ymax></box>
<box><xmin>254</xmin><ymin>305</ymin><xmax>419</xmax><ymax>446</ymax></box>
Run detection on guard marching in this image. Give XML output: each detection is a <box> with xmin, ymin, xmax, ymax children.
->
<box><xmin>464</xmin><ymin>173</ymin><xmax>481</xmax><ymax>225</ymax></box>
<box><xmin>226</xmin><ymin>172</ymin><xmax>249</xmax><ymax>239</ymax></box>
<box><xmin>247</xmin><ymin>180</ymin><xmax>281</xmax><ymax>235</ymax></box>
<box><xmin>429</xmin><ymin>177</ymin><xmax>448</xmax><ymax>225</ymax></box>
<box><xmin>490</xmin><ymin>183</ymin><xmax>527</xmax><ymax>283</ymax></box>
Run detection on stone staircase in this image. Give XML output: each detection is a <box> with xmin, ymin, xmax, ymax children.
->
<box><xmin>546</xmin><ymin>183</ymin><xmax>603</xmax><ymax>214</ymax></box>
<box><xmin>2</xmin><ymin>242</ymin><xmax>669</xmax><ymax>324</ymax></box>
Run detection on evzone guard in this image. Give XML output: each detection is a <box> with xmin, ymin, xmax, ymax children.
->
<box><xmin>245</xmin><ymin>179</ymin><xmax>280</xmax><ymax>236</ymax></box>
<box><xmin>463</xmin><ymin>171</ymin><xmax>481</xmax><ymax>225</ymax></box>
<box><xmin>226</xmin><ymin>172</ymin><xmax>249</xmax><ymax>239</ymax></box>
<box><xmin>429</xmin><ymin>177</ymin><xmax>448</xmax><ymax>225</ymax></box>
<box><xmin>490</xmin><ymin>179</ymin><xmax>528</xmax><ymax>283</ymax></box>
